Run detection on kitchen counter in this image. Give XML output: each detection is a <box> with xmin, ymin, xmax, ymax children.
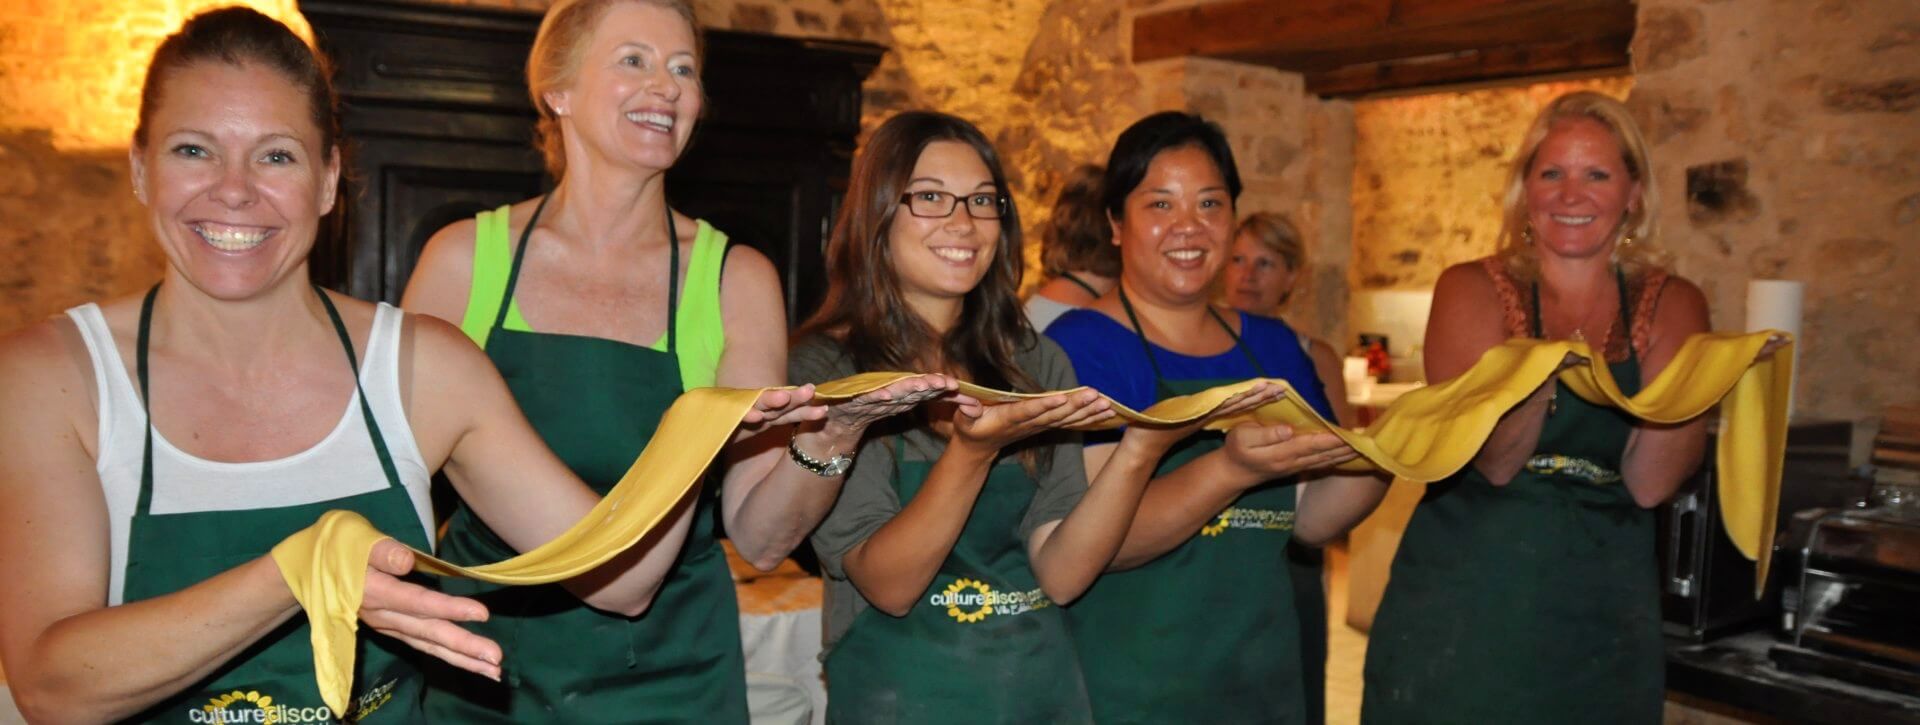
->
<box><xmin>1667</xmin><ymin>632</ymin><xmax>1920</xmax><ymax>724</ymax></box>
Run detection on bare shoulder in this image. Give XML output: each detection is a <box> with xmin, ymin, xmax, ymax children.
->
<box><xmin>0</xmin><ymin>313</ymin><xmax>96</xmax><ymax>440</ymax></box>
<box><xmin>1652</xmin><ymin>273</ymin><xmax>1710</xmax><ymax>335</ymax></box>
<box><xmin>719</xmin><ymin>243</ymin><xmax>780</xmax><ymax>295</ymax></box>
<box><xmin>403</xmin><ymin>309</ymin><xmax>487</xmax><ymax>373</ymax></box>
<box><xmin>718</xmin><ymin>243</ymin><xmax>785</xmax><ymax>329</ymax></box>
<box><xmin>1434</xmin><ymin>260</ymin><xmax>1498</xmax><ymax>304</ymax></box>
<box><xmin>413</xmin><ymin>216</ymin><xmax>480</xmax><ymax>282</ymax></box>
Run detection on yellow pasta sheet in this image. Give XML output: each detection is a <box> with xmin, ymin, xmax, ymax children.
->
<box><xmin>273</xmin><ymin>331</ymin><xmax>1790</xmax><ymax>714</ymax></box>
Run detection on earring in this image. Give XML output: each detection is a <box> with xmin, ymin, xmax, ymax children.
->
<box><xmin>1523</xmin><ymin>223</ymin><xmax>1535</xmax><ymax>244</ymax></box>
<box><xmin>1621</xmin><ymin>233</ymin><xmax>1634</xmax><ymax>246</ymax></box>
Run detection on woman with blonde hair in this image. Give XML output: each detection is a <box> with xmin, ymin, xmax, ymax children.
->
<box><xmin>403</xmin><ymin>0</ymin><xmax>948</xmax><ymax>720</ymax></box>
<box><xmin>1221</xmin><ymin>211</ymin><xmax>1352</xmax><ymax>426</ymax></box>
<box><xmin>1363</xmin><ymin>91</ymin><xmax>1705</xmax><ymax>723</ymax></box>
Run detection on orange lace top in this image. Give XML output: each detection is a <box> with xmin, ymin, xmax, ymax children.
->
<box><xmin>1480</xmin><ymin>257</ymin><xmax>1670</xmax><ymax>364</ymax></box>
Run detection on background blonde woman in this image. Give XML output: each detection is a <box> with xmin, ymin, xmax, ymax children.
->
<box><xmin>1221</xmin><ymin>212</ymin><xmax>1353</xmax><ymax>426</ymax></box>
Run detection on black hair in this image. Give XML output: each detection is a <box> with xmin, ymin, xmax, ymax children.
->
<box><xmin>1101</xmin><ymin>111</ymin><xmax>1242</xmax><ymax>220</ymax></box>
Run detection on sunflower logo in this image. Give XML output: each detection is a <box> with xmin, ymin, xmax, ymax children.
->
<box><xmin>204</xmin><ymin>690</ymin><xmax>279</xmax><ymax>725</ymax></box>
<box><xmin>943</xmin><ymin>578</ymin><xmax>994</xmax><ymax>623</ymax></box>
<box><xmin>1201</xmin><ymin>510</ymin><xmax>1232</xmax><ymax>537</ymax></box>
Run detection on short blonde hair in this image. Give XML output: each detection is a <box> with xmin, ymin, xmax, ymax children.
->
<box><xmin>1495</xmin><ymin>91</ymin><xmax>1668</xmax><ymax>280</ymax></box>
<box><xmin>528</xmin><ymin>0</ymin><xmax>701</xmax><ymax>179</ymax></box>
<box><xmin>1236</xmin><ymin>212</ymin><xmax>1305</xmax><ymax>272</ymax></box>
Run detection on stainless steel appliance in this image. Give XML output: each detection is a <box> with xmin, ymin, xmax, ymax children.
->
<box><xmin>1772</xmin><ymin>507</ymin><xmax>1920</xmax><ymax>693</ymax></box>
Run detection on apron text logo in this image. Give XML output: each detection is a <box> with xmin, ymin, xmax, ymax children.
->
<box><xmin>929</xmin><ymin>579</ymin><xmax>1054</xmax><ymax>623</ymax></box>
<box><xmin>191</xmin><ymin>690</ymin><xmax>334</xmax><ymax>724</ymax></box>
<box><xmin>1200</xmin><ymin>507</ymin><xmax>1295</xmax><ymax>537</ymax></box>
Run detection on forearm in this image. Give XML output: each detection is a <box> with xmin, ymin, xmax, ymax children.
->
<box><xmin>844</xmin><ymin>445</ymin><xmax>995</xmax><ymax>616</ymax></box>
<box><xmin>1110</xmin><ymin>449</ymin><xmax>1260</xmax><ymax>569</ymax></box>
<box><xmin>1294</xmin><ymin>472</ymin><xmax>1392</xmax><ymax>546</ymax></box>
<box><xmin>12</xmin><ymin>557</ymin><xmax>299</xmax><ymax>724</ymax></box>
<box><xmin>1031</xmin><ymin>442</ymin><xmax>1162</xmax><ymax>602</ymax></box>
<box><xmin>1472</xmin><ymin>383</ymin><xmax>1554</xmax><ymax>485</ymax></box>
<box><xmin>726</xmin><ymin>423</ymin><xmax>866</xmax><ymax>571</ymax></box>
<box><xmin>1620</xmin><ymin>416</ymin><xmax>1709</xmax><ymax>507</ymax></box>
<box><xmin>563</xmin><ymin>491</ymin><xmax>700</xmax><ymax>617</ymax></box>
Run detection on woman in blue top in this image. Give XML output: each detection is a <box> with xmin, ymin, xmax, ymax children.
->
<box><xmin>1046</xmin><ymin>111</ymin><xmax>1390</xmax><ymax>724</ymax></box>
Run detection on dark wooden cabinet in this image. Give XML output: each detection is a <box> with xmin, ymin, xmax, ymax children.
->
<box><xmin>301</xmin><ymin>0</ymin><xmax>883</xmax><ymax>324</ymax></box>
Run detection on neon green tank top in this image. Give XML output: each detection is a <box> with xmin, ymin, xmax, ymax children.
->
<box><xmin>458</xmin><ymin>205</ymin><xmax>728</xmax><ymax>389</ymax></box>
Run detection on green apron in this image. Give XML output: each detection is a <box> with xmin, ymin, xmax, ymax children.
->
<box><xmin>1362</xmin><ymin>270</ymin><xmax>1661</xmax><ymax>724</ymax></box>
<box><xmin>424</xmin><ymin>197</ymin><xmax>749</xmax><ymax>723</ymax></box>
<box><xmin>1067</xmin><ymin>292</ymin><xmax>1322</xmax><ymax>724</ymax></box>
<box><xmin>824</xmin><ymin>435</ymin><xmax>1093</xmax><ymax>725</ymax></box>
<box><xmin>122</xmin><ymin>285</ymin><xmax>432</xmax><ymax>724</ymax></box>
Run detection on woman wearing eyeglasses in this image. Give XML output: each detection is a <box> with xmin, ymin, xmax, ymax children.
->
<box><xmin>790</xmin><ymin>111</ymin><xmax>1276</xmax><ymax>724</ymax></box>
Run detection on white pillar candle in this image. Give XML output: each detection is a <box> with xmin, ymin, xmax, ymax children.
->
<box><xmin>1745</xmin><ymin>279</ymin><xmax>1803</xmax><ymax>418</ymax></box>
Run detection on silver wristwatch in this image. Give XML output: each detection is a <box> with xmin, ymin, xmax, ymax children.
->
<box><xmin>788</xmin><ymin>435</ymin><xmax>854</xmax><ymax>477</ymax></box>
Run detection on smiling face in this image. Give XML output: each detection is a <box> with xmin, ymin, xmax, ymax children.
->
<box><xmin>130</xmin><ymin>61</ymin><xmax>338</xmax><ymax>301</ymax></box>
<box><xmin>547</xmin><ymin>1</ymin><xmax>702</xmax><ymax>173</ymax></box>
<box><xmin>888</xmin><ymin>140</ymin><xmax>1002</xmax><ymax>317</ymax></box>
<box><xmin>1112</xmin><ymin>144</ymin><xmax>1235</xmax><ymax>307</ymax></box>
<box><xmin>1223</xmin><ymin>230</ymin><xmax>1296</xmax><ymax>314</ymax></box>
<box><xmin>1523</xmin><ymin>116</ymin><xmax>1640</xmax><ymax>262</ymax></box>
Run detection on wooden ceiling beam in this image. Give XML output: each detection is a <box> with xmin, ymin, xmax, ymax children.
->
<box><xmin>1132</xmin><ymin>0</ymin><xmax>1391</xmax><ymax>64</ymax></box>
<box><xmin>1305</xmin><ymin>36</ymin><xmax>1629</xmax><ymax>97</ymax></box>
<box><xmin>1132</xmin><ymin>0</ymin><xmax>1635</xmax><ymax>75</ymax></box>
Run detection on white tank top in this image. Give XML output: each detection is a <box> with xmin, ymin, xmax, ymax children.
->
<box><xmin>67</xmin><ymin>302</ymin><xmax>435</xmax><ymax>605</ymax></box>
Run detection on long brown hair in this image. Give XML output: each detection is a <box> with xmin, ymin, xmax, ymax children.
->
<box><xmin>797</xmin><ymin>110</ymin><xmax>1039</xmax><ymax>395</ymax></box>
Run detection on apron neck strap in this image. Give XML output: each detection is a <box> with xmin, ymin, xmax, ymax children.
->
<box><xmin>1061</xmin><ymin>272</ymin><xmax>1101</xmax><ymax>298</ymax></box>
<box><xmin>496</xmin><ymin>194</ymin><xmax>680</xmax><ymax>353</ymax></box>
<box><xmin>496</xmin><ymin>194</ymin><xmax>550</xmax><ymax>331</ymax></box>
<box><xmin>136</xmin><ymin>284</ymin><xmax>406</xmax><ymax>516</ymax></box>
<box><xmin>1118</xmin><ymin>286</ymin><xmax>1268</xmax><ymax>383</ymax></box>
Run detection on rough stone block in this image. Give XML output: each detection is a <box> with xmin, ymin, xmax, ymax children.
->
<box><xmin>1685</xmin><ymin>158</ymin><xmax>1762</xmax><ymax>225</ymax></box>
<box><xmin>1820</xmin><ymin>78</ymin><xmax>1920</xmax><ymax>112</ymax></box>
<box><xmin>1634</xmin><ymin>5</ymin><xmax>1708</xmax><ymax>74</ymax></box>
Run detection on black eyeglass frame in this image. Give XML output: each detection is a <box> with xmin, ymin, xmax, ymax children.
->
<box><xmin>896</xmin><ymin>191</ymin><xmax>1009</xmax><ymax>220</ymax></box>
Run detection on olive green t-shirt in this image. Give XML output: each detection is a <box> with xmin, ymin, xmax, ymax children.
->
<box><xmin>791</xmin><ymin>334</ymin><xmax>1090</xmax><ymax>655</ymax></box>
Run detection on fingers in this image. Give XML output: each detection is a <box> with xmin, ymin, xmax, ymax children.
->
<box><xmin>363</xmin><ymin>568</ymin><xmax>488</xmax><ymax>623</ymax></box>
<box><xmin>365</xmin><ymin>608</ymin><xmax>503</xmax><ymax>681</ymax></box>
<box><xmin>368</xmin><ymin>538</ymin><xmax>415</xmax><ymax>576</ymax></box>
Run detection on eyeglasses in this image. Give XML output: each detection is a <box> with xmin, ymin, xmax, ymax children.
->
<box><xmin>898</xmin><ymin>190</ymin><xmax>1008</xmax><ymax>219</ymax></box>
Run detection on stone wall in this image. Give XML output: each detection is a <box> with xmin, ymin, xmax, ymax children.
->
<box><xmin>0</xmin><ymin>0</ymin><xmax>1355</xmax><ymax>348</ymax></box>
<box><xmin>0</xmin><ymin>0</ymin><xmax>310</xmax><ymax>334</ymax></box>
<box><xmin>1628</xmin><ymin>0</ymin><xmax>1920</xmax><ymax>421</ymax></box>
<box><xmin>1349</xmin><ymin>76</ymin><xmax>1634</xmax><ymax>291</ymax></box>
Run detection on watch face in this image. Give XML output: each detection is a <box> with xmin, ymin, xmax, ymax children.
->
<box><xmin>822</xmin><ymin>456</ymin><xmax>854</xmax><ymax>477</ymax></box>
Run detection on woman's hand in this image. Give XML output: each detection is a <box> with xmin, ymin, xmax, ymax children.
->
<box><xmin>823</xmin><ymin>373</ymin><xmax>962</xmax><ymax>436</ymax></box>
<box><xmin>1756</xmin><ymin>333</ymin><xmax>1791</xmax><ymax>361</ymax></box>
<box><xmin>1219</xmin><ymin>422</ymin><xmax>1358</xmax><ymax>484</ymax></box>
<box><xmin>357</xmin><ymin>539</ymin><xmax>502</xmax><ymax>681</ymax></box>
<box><xmin>950</xmin><ymin>390</ymin><xmax>1114</xmax><ymax>454</ymax></box>
<box><xmin>1120</xmin><ymin>381</ymin><xmax>1287</xmax><ymax>453</ymax></box>
<box><xmin>739</xmin><ymin>386</ymin><xmax>824</xmax><ymax>431</ymax></box>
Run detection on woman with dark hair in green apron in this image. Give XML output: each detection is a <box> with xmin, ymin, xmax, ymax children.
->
<box><xmin>1363</xmin><ymin>92</ymin><xmax>1711</xmax><ymax>724</ymax></box>
<box><xmin>402</xmin><ymin>2</ymin><xmax>953</xmax><ymax>721</ymax></box>
<box><xmin>0</xmin><ymin>8</ymin><xmax>826</xmax><ymax>723</ymax></box>
<box><xmin>1046</xmin><ymin>111</ymin><xmax>1389</xmax><ymax>724</ymax></box>
<box><xmin>791</xmin><ymin>111</ymin><xmax>1276</xmax><ymax>724</ymax></box>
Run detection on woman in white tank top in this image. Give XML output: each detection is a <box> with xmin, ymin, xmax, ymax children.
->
<box><xmin>0</xmin><ymin>10</ymin><xmax>950</xmax><ymax>724</ymax></box>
